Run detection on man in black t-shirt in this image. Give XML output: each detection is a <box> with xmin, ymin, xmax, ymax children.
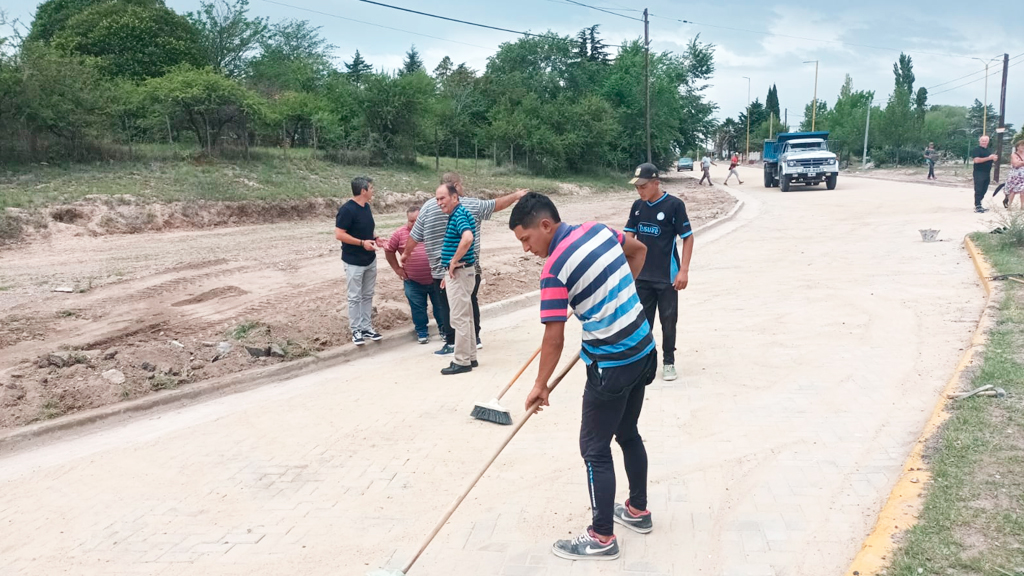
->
<box><xmin>335</xmin><ymin>176</ymin><xmax>384</xmax><ymax>345</ymax></box>
<box><xmin>625</xmin><ymin>163</ymin><xmax>694</xmax><ymax>382</ymax></box>
<box><xmin>972</xmin><ymin>135</ymin><xmax>999</xmax><ymax>213</ymax></box>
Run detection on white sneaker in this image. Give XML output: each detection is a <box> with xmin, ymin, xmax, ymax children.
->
<box><xmin>662</xmin><ymin>364</ymin><xmax>677</xmax><ymax>381</ymax></box>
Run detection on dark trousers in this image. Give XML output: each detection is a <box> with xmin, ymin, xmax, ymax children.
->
<box><xmin>444</xmin><ymin>273</ymin><xmax>481</xmax><ymax>345</ymax></box>
<box><xmin>580</xmin><ymin>350</ymin><xmax>657</xmax><ymax>536</ymax></box>
<box><xmin>699</xmin><ymin>168</ymin><xmax>712</xmax><ymax>185</ymax></box>
<box><xmin>974</xmin><ymin>173</ymin><xmax>990</xmax><ymax>207</ymax></box>
<box><xmin>404</xmin><ymin>280</ymin><xmax>443</xmax><ymax>338</ymax></box>
<box><xmin>927</xmin><ymin>160</ymin><xmax>935</xmax><ymax>179</ymax></box>
<box><xmin>432</xmin><ymin>278</ymin><xmax>451</xmax><ymax>340</ymax></box>
<box><xmin>636</xmin><ymin>280</ymin><xmax>678</xmax><ymax>365</ymax></box>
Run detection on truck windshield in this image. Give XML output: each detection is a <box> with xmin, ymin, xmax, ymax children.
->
<box><xmin>790</xmin><ymin>141</ymin><xmax>828</xmax><ymax>151</ymax></box>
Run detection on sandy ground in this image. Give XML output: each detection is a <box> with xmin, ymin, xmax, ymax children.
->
<box><xmin>0</xmin><ymin>176</ymin><xmax>735</xmax><ymax>429</ymax></box>
<box><xmin>0</xmin><ymin>164</ymin><xmax>987</xmax><ymax>576</ymax></box>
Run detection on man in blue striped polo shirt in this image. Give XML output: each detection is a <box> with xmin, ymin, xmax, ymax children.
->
<box><xmin>509</xmin><ymin>192</ymin><xmax>657</xmax><ymax>561</ymax></box>
<box><xmin>436</xmin><ymin>183</ymin><xmax>478</xmax><ymax>375</ymax></box>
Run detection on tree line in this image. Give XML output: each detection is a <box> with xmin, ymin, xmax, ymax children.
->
<box><xmin>0</xmin><ymin>0</ymin><xmax>719</xmax><ymax>175</ymax></box>
<box><xmin>714</xmin><ymin>53</ymin><xmax>1020</xmax><ymax>167</ymax></box>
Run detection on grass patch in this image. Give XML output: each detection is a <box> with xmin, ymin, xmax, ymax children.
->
<box><xmin>229</xmin><ymin>319</ymin><xmax>266</xmax><ymax>341</ymax></box>
<box><xmin>0</xmin><ymin>146</ymin><xmax>627</xmax><ymax>211</ymax></box>
<box><xmin>38</xmin><ymin>398</ymin><xmax>64</xmax><ymax>420</ymax></box>
<box><xmin>0</xmin><ymin>285</ymin><xmax>12</xmax><ymax>292</ymax></box>
<box><xmin>149</xmin><ymin>373</ymin><xmax>180</xmax><ymax>391</ymax></box>
<box><xmin>56</xmin><ymin>309</ymin><xmax>79</xmax><ymax>318</ymax></box>
<box><xmin>886</xmin><ymin>232</ymin><xmax>1024</xmax><ymax>575</ymax></box>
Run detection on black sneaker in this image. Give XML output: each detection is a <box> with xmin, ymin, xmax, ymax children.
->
<box><xmin>476</xmin><ymin>337</ymin><xmax>483</xmax><ymax>350</ymax></box>
<box><xmin>471</xmin><ymin>360</ymin><xmax>479</xmax><ymax>368</ymax></box>
<box><xmin>363</xmin><ymin>328</ymin><xmax>383</xmax><ymax>341</ymax></box>
<box><xmin>352</xmin><ymin>332</ymin><xmax>365</xmax><ymax>346</ymax></box>
<box><xmin>417</xmin><ymin>334</ymin><xmax>429</xmax><ymax>344</ymax></box>
<box><xmin>434</xmin><ymin>344</ymin><xmax>454</xmax><ymax>356</ymax></box>
<box><xmin>551</xmin><ymin>528</ymin><xmax>619</xmax><ymax>561</ymax></box>
<box><xmin>440</xmin><ymin>362</ymin><xmax>472</xmax><ymax>375</ymax></box>
<box><xmin>613</xmin><ymin>500</ymin><xmax>653</xmax><ymax>534</ymax></box>
<box><xmin>976</xmin><ymin>206</ymin><xmax>988</xmax><ymax>213</ymax></box>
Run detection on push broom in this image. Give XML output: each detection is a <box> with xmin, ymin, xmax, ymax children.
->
<box><xmin>469</xmin><ymin>344</ymin><xmax>541</xmax><ymax>425</ymax></box>
<box><xmin>368</xmin><ymin>352</ymin><xmax>581</xmax><ymax>576</ymax></box>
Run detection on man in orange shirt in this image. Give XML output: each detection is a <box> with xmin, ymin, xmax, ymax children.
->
<box><xmin>724</xmin><ymin>153</ymin><xmax>743</xmax><ymax>185</ymax></box>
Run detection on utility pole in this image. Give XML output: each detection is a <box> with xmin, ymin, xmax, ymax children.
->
<box><xmin>862</xmin><ymin>98</ymin><xmax>872</xmax><ymax>168</ymax></box>
<box><xmin>994</xmin><ymin>53</ymin><xmax>1009</xmax><ymax>183</ymax></box>
<box><xmin>972</xmin><ymin>57</ymin><xmax>995</xmax><ymax>135</ymax></box>
<box><xmin>743</xmin><ymin>76</ymin><xmax>751</xmax><ymax>162</ymax></box>
<box><xmin>803</xmin><ymin>60</ymin><xmax>819</xmax><ymax>131</ymax></box>
<box><xmin>784</xmin><ymin>108</ymin><xmax>788</xmax><ymax>129</ymax></box>
<box><xmin>770</xmin><ymin>112</ymin><xmax>774</xmax><ymax>139</ymax></box>
<box><xmin>644</xmin><ymin>8</ymin><xmax>651</xmax><ymax>164</ymax></box>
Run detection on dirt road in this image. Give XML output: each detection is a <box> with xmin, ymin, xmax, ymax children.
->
<box><xmin>0</xmin><ymin>178</ymin><xmax>734</xmax><ymax>428</ymax></box>
<box><xmin>0</xmin><ymin>166</ymin><xmax>987</xmax><ymax>576</ymax></box>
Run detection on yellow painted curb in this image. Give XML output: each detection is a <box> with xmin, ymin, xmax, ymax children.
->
<box><xmin>844</xmin><ymin>235</ymin><xmax>992</xmax><ymax>575</ymax></box>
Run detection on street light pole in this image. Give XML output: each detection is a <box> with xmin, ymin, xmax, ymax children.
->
<box><xmin>803</xmin><ymin>60</ymin><xmax>819</xmax><ymax>131</ymax></box>
<box><xmin>971</xmin><ymin>56</ymin><xmax>998</xmax><ymax>136</ymax></box>
<box><xmin>743</xmin><ymin>76</ymin><xmax>750</xmax><ymax>163</ymax></box>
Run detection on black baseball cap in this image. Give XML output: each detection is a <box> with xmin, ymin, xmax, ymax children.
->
<box><xmin>629</xmin><ymin>163</ymin><xmax>659</xmax><ymax>185</ymax></box>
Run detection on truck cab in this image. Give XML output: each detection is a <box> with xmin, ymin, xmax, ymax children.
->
<box><xmin>763</xmin><ymin>131</ymin><xmax>839</xmax><ymax>192</ymax></box>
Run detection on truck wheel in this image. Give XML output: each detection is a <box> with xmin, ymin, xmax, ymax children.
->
<box><xmin>780</xmin><ymin>175</ymin><xmax>791</xmax><ymax>192</ymax></box>
<box><xmin>826</xmin><ymin>174</ymin><xmax>838</xmax><ymax>190</ymax></box>
<box><xmin>763</xmin><ymin>168</ymin><xmax>772</xmax><ymax>188</ymax></box>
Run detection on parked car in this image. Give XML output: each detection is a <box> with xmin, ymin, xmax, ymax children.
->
<box><xmin>677</xmin><ymin>157</ymin><xmax>694</xmax><ymax>171</ymax></box>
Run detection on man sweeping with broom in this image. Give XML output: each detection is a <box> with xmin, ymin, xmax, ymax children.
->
<box><xmin>508</xmin><ymin>192</ymin><xmax>657</xmax><ymax>561</ymax></box>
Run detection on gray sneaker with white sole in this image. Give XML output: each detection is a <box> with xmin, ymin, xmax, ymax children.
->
<box><xmin>613</xmin><ymin>502</ymin><xmax>653</xmax><ymax>534</ymax></box>
<box><xmin>551</xmin><ymin>528</ymin><xmax>619</xmax><ymax>561</ymax></box>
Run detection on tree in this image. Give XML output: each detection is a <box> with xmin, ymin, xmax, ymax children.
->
<box><xmin>877</xmin><ymin>53</ymin><xmax>925</xmax><ymax>164</ymax></box>
<box><xmin>51</xmin><ymin>2</ymin><xmax>204</xmax><ymax>81</ymax></box>
<box><xmin>827</xmin><ymin>75</ymin><xmax>873</xmax><ymax>157</ymax></box>
<box><xmin>765</xmin><ymin>84</ymin><xmax>780</xmax><ymax>120</ymax></box>
<box><xmin>187</xmin><ymin>0</ymin><xmax>268</xmax><ymax>78</ymax></box>
<box><xmin>433</xmin><ymin>55</ymin><xmax>453</xmax><ymax>82</ymax></box>
<box><xmin>362</xmin><ymin>70</ymin><xmax>435</xmax><ymax>163</ymax></box>
<box><xmin>142</xmin><ymin>64</ymin><xmax>263</xmax><ymax>152</ymax></box>
<box><xmin>248</xmin><ymin>19</ymin><xmax>334</xmax><ymax>94</ymax></box>
<box><xmin>345</xmin><ymin>49</ymin><xmax>372</xmax><ymax>86</ymax></box>
<box><xmin>400</xmin><ymin>45</ymin><xmax>424</xmax><ymax>76</ymax></box>
<box><xmin>26</xmin><ymin>0</ymin><xmax>158</xmax><ymax>44</ymax></box>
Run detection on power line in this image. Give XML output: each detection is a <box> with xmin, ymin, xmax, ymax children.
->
<box><xmin>558</xmin><ymin>0</ymin><xmax>642</xmax><ymax>21</ymax></box>
<box><xmin>355</xmin><ymin>0</ymin><xmax>630</xmax><ymax>47</ymax></box>
<box><xmin>648</xmin><ymin>13</ymin><xmax>980</xmax><ymax>61</ymax></box>
<box><xmin>927</xmin><ymin>52</ymin><xmax>1024</xmax><ymax>91</ymax></box>
<box><xmin>929</xmin><ymin>55</ymin><xmax>1024</xmax><ymax>97</ymax></box>
<box><xmin>255</xmin><ymin>0</ymin><xmax>492</xmax><ymax>50</ymax></box>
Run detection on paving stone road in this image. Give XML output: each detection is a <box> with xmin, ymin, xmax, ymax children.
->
<box><xmin>0</xmin><ymin>166</ymin><xmax>989</xmax><ymax>576</ymax></box>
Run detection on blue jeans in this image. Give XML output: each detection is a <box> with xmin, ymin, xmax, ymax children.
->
<box><xmin>404</xmin><ymin>279</ymin><xmax>443</xmax><ymax>338</ymax></box>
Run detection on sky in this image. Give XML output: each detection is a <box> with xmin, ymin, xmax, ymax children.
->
<box><xmin>2</xmin><ymin>0</ymin><xmax>1022</xmax><ymax>132</ymax></box>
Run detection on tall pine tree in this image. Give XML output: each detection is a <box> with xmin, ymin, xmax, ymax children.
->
<box><xmin>400</xmin><ymin>45</ymin><xmax>424</xmax><ymax>76</ymax></box>
<box><xmin>765</xmin><ymin>84</ymin><xmax>780</xmax><ymax>120</ymax></box>
<box><xmin>345</xmin><ymin>50</ymin><xmax>372</xmax><ymax>85</ymax></box>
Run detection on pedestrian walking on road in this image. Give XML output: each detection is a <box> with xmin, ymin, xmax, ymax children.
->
<box><xmin>403</xmin><ymin>177</ymin><xmax>526</xmax><ymax>356</ymax></box>
<box><xmin>1005</xmin><ymin>140</ymin><xmax>1024</xmax><ymax>209</ymax></box>
<box><xmin>625</xmin><ymin>163</ymin><xmax>694</xmax><ymax>382</ymax></box>
<box><xmin>924</xmin><ymin>143</ymin><xmax>937</xmax><ymax>180</ymax></box>
<box><xmin>384</xmin><ymin>205</ymin><xmax>443</xmax><ymax>344</ymax></box>
<box><xmin>509</xmin><ymin>192</ymin><xmax>657</xmax><ymax>562</ymax></box>
<box><xmin>724</xmin><ymin>153</ymin><xmax>743</xmax><ymax>185</ymax></box>
<box><xmin>436</xmin><ymin>183</ymin><xmax>478</xmax><ymax>375</ymax></box>
<box><xmin>335</xmin><ymin>176</ymin><xmax>384</xmax><ymax>346</ymax></box>
<box><xmin>699</xmin><ymin>154</ymin><xmax>716</xmax><ymax>186</ymax></box>
<box><xmin>972</xmin><ymin>135</ymin><xmax>999</xmax><ymax>213</ymax></box>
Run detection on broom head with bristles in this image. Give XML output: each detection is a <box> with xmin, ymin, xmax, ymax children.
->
<box><xmin>470</xmin><ymin>398</ymin><xmax>512</xmax><ymax>425</ymax></box>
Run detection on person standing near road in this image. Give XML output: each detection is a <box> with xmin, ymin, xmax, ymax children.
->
<box><xmin>625</xmin><ymin>163</ymin><xmax>694</xmax><ymax>382</ymax></box>
<box><xmin>403</xmin><ymin>177</ymin><xmax>526</xmax><ymax>356</ymax></box>
<box><xmin>699</xmin><ymin>154</ymin><xmax>716</xmax><ymax>186</ymax></box>
<box><xmin>508</xmin><ymin>192</ymin><xmax>656</xmax><ymax>562</ymax></box>
<box><xmin>972</xmin><ymin>135</ymin><xmax>999</xmax><ymax>213</ymax></box>
<box><xmin>384</xmin><ymin>205</ymin><xmax>443</xmax><ymax>344</ymax></box>
<box><xmin>334</xmin><ymin>176</ymin><xmax>384</xmax><ymax>346</ymax></box>
<box><xmin>924</xmin><ymin>143</ymin><xmax>937</xmax><ymax>180</ymax></box>
<box><xmin>1005</xmin><ymin>140</ymin><xmax>1024</xmax><ymax>209</ymax></box>
<box><xmin>436</xmin><ymin>183</ymin><xmax>477</xmax><ymax>375</ymax></box>
<box><xmin>723</xmin><ymin>152</ymin><xmax>743</xmax><ymax>185</ymax></box>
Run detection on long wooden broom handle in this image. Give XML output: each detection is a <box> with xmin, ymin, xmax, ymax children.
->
<box><xmin>494</xmin><ymin>345</ymin><xmax>541</xmax><ymax>401</ymax></box>
<box><xmin>402</xmin><ymin>352</ymin><xmax>582</xmax><ymax>574</ymax></box>
<box><xmin>494</xmin><ymin>311</ymin><xmax>573</xmax><ymax>401</ymax></box>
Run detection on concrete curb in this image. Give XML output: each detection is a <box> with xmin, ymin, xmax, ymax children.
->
<box><xmin>844</xmin><ymin>235</ymin><xmax>998</xmax><ymax>576</ymax></box>
<box><xmin>0</xmin><ymin>191</ymin><xmax>746</xmax><ymax>449</ymax></box>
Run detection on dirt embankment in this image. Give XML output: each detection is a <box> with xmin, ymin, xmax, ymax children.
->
<box><xmin>0</xmin><ymin>175</ymin><xmax>735</xmax><ymax>429</ymax></box>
